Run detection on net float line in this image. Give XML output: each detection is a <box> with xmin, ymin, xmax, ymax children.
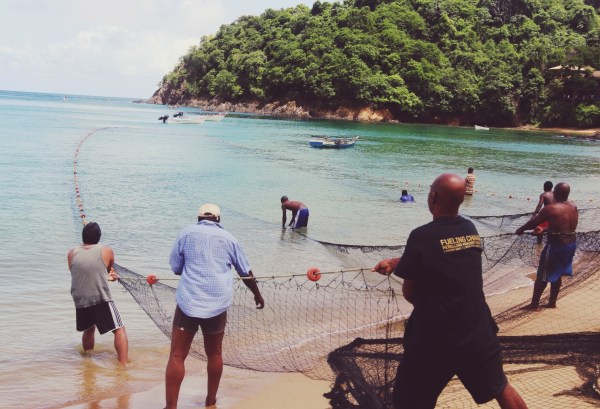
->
<box><xmin>72</xmin><ymin>127</ymin><xmax>114</xmax><ymax>226</ymax></box>
<box><xmin>117</xmin><ymin>268</ymin><xmax>373</xmax><ymax>286</ymax></box>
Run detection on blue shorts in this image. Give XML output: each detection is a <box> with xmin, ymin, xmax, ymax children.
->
<box><xmin>293</xmin><ymin>208</ymin><xmax>309</xmax><ymax>228</ymax></box>
<box><xmin>537</xmin><ymin>242</ymin><xmax>576</xmax><ymax>283</ymax></box>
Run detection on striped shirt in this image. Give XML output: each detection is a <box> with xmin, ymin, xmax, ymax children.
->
<box><xmin>169</xmin><ymin>220</ymin><xmax>251</xmax><ymax>318</ymax></box>
<box><xmin>465</xmin><ymin>173</ymin><xmax>476</xmax><ymax>195</ymax></box>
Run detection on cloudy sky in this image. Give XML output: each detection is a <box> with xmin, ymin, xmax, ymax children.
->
<box><xmin>0</xmin><ymin>0</ymin><xmax>314</xmax><ymax>98</ymax></box>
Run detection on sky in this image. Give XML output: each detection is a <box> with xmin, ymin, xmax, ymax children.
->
<box><xmin>0</xmin><ymin>0</ymin><xmax>315</xmax><ymax>99</ymax></box>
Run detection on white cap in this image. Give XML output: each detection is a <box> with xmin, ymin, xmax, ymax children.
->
<box><xmin>198</xmin><ymin>203</ymin><xmax>221</xmax><ymax>218</ymax></box>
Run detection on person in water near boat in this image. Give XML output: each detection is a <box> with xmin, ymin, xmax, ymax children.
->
<box><xmin>531</xmin><ymin>181</ymin><xmax>555</xmax><ymax>244</ymax></box>
<box><xmin>281</xmin><ymin>196</ymin><xmax>309</xmax><ymax>229</ymax></box>
<box><xmin>516</xmin><ymin>183</ymin><xmax>578</xmax><ymax>309</ymax></box>
<box><xmin>465</xmin><ymin>167</ymin><xmax>476</xmax><ymax>195</ymax></box>
<box><xmin>400</xmin><ymin>189</ymin><xmax>415</xmax><ymax>202</ymax></box>
<box><xmin>371</xmin><ymin>173</ymin><xmax>528</xmax><ymax>409</ymax></box>
<box><xmin>67</xmin><ymin>222</ymin><xmax>129</xmax><ymax>364</ymax></box>
<box><xmin>165</xmin><ymin>204</ymin><xmax>264</xmax><ymax>408</ymax></box>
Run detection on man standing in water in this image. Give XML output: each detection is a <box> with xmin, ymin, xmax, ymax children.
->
<box><xmin>516</xmin><ymin>183</ymin><xmax>578</xmax><ymax>309</ymax></box>
<box><xmin>165</xmin><ymin>204</ymin><xmax>265</xmax><ymax>408</ymax></box>
<box><xmin>465</xmin><ymin>167</ymin><xmax>476</xmax><ymax>195</ymax></box>
<box><xmin>530</xmin><ymin>181</ymin><xmax>555</xmax><ymax>244</ymax></box>
<box><xmin>68</xmin><ymin>221</ymin><xmax>129</xmax><ymax>364</ymax></box>
<box><xmin>281</xmin><ymin>195</ymin><xmax>309</xmax><ymax>229</ymax></box>
<box><xmin>372</xmin><ymin>174</ymin><xmax>527</xmax><ymax>409</ymax></box>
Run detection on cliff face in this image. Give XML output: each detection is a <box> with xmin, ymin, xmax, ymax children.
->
<box><xmin>150</xmin><ymin>87</ymin><xmax>396</xmax><ymax>123</ymax></box>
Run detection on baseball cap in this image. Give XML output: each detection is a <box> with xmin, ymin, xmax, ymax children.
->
<box><xmin>198</xmin><ymin>203</ymin><xmax>221</xmax><ymax>218</ymax></box>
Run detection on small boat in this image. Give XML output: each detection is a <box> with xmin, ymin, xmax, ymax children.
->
<box><xmin>166</xmin><ymin>116</ymin><xmax>206</xmax><ymax>124</ymax></box>
<box><xmin>474</xmin><ymin>125</ymin><xmax>489</xmax><ymax>131</ymax></box>
<box><xmin>309</xmin><ymin>136</ymin><xmax>359</xmax><ymax>149</ymax></box>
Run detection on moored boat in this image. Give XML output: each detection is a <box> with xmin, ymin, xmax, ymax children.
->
<box><xmin>166</xmin><ymin>116</ymin><xmax>206</xmax><ymax>124</ymax></box>
<box><xmin>309</xmin><ymin>135</ymin><xmax>359</xmax><ymax>148</ymax></box>
<box><xmin>474</xmin><ymin>125</ymin><xmax>489</xmax><ymax>130</ymax></box>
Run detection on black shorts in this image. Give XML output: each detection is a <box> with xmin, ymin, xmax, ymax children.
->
<box><xmin>173</xmin><ymin>305</ymin><xmax>227</xmax><ymax>335</ymax></box>
<box><xmin>393</xmin><ymin>342</ymin><xmax>507</xmax><ymax>408</ymax></box>
<box><xmin>76</xmin><ymin>301</ymin><xmax>124</xmax><ymax>334</ymax></box>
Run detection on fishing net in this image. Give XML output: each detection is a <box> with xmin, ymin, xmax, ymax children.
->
<box><xmin>71</xmin><ymin>128</ymin><xmax>600</xmax><ymax>407</ymax></box>
<box><xmin>114</xmin><ymin>207</ymin><xmax>600</xmax><ymax>408</ymax></box>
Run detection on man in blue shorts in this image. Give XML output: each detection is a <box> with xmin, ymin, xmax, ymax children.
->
<box><xmin>165</xmin><ymin>203</ymin><xmax>265</xmax><ymax>408</ymax></box>
<box><xmin>281</xmin><ymin>196</ymin><xmax>309</xmax><ymax>229</ymax></box>
<box><xmin>68</xmin><ymin>222</ymin><xmax>129</xmax><ymax>364</ymax></box>
<box><xmin>516</xmin><ymin>182</ymin><xmax>578</xmax><ymax>309</ymax></box>
<box><xmin>373</xmin><ymin>174</ymin><xmax>527</xmax><ymax>409</ymax></box>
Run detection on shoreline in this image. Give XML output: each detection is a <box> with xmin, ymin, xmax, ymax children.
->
<box><xmin>140</xmin><ymin>97</ymin><xmax>600</xmax><ymax>139</ymax></box>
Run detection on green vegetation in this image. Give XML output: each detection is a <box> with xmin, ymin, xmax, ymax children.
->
<box><xmin>157</xmin><ymin>0</ymin><xmax>600</xmax><ymax>127</ymax></box>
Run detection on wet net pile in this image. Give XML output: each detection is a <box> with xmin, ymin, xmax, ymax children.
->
<box><xmin>116</xmin><ymin>207</ymin><xmax>600</xmax><ymax>408</ymax></box>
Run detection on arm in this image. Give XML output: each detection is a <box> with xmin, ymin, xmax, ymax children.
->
<box><xmin>67</xmin><ymin>248</ymin><xmax>74</xmax><ymax>269</ymax></box>
<box><xmin>101</xmin><ymin>246</ymin><xmax>118</xmax><ymax>281</ymax></box>
<box><xmin>289</xmin><ymin>210</ymin><xmax>297</xmax><ymax>226</ymax></box>
<box><xmin>532</xmin><ymin>193</ymin><xmax>544</xmax><ymax>216</ymax></box>
<box><xmin>282</xmin><ymin>208</ymin><xmax>287</xmax><ymax>227</ymax></box>
<box><xmin>242</xmin><ymin>271</ymin><xmax>264</xmax><ymax>309</ymax></box>
<box><xmin>372</xmin><ymin>258</ymin><xmax>400</xmax><ymax>275</ymax></box>
<box><xmin>402</xmin><ymin>279</ymin><xmax>417</xmax><ymax>304</ymax></box>
<box><xmin>516</xmin><ymin>207</ymin><xmax>548</xmax><ymax>235</ymax></box>
<box><xmin>169</xmin><ymin>237</ymin><xmax>184</xmax><ymax>275</ymax></box>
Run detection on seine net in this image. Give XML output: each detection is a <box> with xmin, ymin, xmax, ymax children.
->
<box><xmin>115</xmin><ymin>207</ymin><xmax>600</xmax><ymax>408</ymax></box>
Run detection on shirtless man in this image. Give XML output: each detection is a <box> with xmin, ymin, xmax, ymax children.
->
<box><xmin>281</xmin><ymin>196</ymin><xmax>309</xmax><ymax>229</ymax></box>
<box><xmin>516</xmin><ymin>183</ymin><xmax>578</xmax><ymax>309</ymax></box>
<box><xmin>531</xmin><ymin>181</ymin><xmax>555</xmax><ymax>244</ymax></box>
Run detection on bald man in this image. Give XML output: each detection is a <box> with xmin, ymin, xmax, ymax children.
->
<box><xmin>516</xmin><ymin>182</ymin><xmax>578</xmax><ymax>309</ymax></box>
<box><xmin>373</xmin><ymin>174</ymin><xmax>527</xmax><ymax>409</ymax></box>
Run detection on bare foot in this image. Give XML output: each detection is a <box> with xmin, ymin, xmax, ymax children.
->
<box><xmin>521</xmin><ymin>304</ymin><xmax>541</xmax><ymax>311</ymax></box>
<box><xmin>205</xmin><ymin>398</ymin><xmax>217</xmax><ymax>407</ymax></box>
<box><xmin>543</xmin><ymin>303</ymin><xmax>557</xmax><ymax>308</ymax></box>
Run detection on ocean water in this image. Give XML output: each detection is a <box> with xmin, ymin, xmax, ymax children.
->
<box><xmin>0</xmin><ymin>90</ymin><xmax>599</xmax><ymax>408</ymax></box>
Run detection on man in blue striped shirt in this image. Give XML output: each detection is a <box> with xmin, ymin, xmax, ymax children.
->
<box><xmin>165</xmin><ymin>203</ymin><xmax>264</xmax><ymax>408</ymax></box>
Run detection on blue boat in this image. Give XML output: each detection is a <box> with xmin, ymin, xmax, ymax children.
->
<box><xmin>309</xmin><ymin>136</ymin><xmax>359</xmax><ymax>149</ymax></box>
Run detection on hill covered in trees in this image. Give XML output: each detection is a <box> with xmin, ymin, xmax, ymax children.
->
<box><xmin>151</xmin><ymin>0</ymin><xmax>600</xmax><ymax>127</ymax></box>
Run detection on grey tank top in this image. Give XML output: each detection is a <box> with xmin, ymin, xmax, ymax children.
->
<box><xmin>70</xmin><ymin>244</ymin><xmax>112</xmax><ymax>308</ymax></box>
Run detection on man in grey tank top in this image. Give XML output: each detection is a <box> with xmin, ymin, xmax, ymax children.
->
<box><xmin>67</xmin><ymin>222</ymin><xmax>129</xmax><ymax>364</ymax></box>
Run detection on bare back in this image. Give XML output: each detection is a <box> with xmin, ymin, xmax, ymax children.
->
<box><xmin>541</xmin><ymin>202</ymin><xmax>578</xmax><ymax>244</ymax></box>
<box><xmin>541</xmin><ymin>191</ymin><xmax>555</xmax><ymax>207</ymax></box>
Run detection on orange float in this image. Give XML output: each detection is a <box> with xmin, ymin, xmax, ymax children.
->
<box><xmin>307</xmin><ymin>268</ymin><xmax>321</xmax><ymax>282</ymax></box>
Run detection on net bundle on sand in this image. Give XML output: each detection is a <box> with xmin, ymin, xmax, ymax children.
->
<box><xmin>116</xmin><ymin>207</ymin><xmax>600</xmax><ymax>409</ymax></box>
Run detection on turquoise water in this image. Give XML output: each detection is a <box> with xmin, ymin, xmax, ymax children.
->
<box><xmin>0</xmin><ymin>90</ymin><xmax>599</xmax><ymax>408</ymax></box>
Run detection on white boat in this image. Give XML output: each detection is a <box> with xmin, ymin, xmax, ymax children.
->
<box><xmin>159</xmin><ymin>115</ymin><xmax>206</xmax><ymax>124</ymax></box>
<box><xmin>309</xmin><ymin>135</ymin><xmax>359</xmax><ymax>149</ymax></box>
<box><xmin>474</xmin><ymin>125</ymin><xmax>489</xmax><ymax>130</ymax></box>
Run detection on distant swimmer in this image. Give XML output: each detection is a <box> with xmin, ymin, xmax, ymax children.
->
<box><xmin>531</xmin><ymin>181</ymin><xmax>555</xmax><ymax>244</ymax></box>
<box><xmin>67</xmin><ymin>222</ymin><xmax>129</xmax><ymax>364</ymax></box>
<box><xmin>281</xmin><ymin>196</ymin><xmax>309</xmax><ymax>229</ymax></box>
<box><xmin>159</xmin><ymin>115</ymin><xmax>169</xmax><ymax>123</ymax></box>
<box><xmin>400</xmin><ymin>189</ymin><xmax>415</xmax><ymax>202</ymax></box>
<box><xmin>465</xmin><ymin>167</ymin><xmax>476</xmax><ymax>195</ymax></box>
<box><xmin>516</xmin><ymin>182</ymin><xmax>578</xmax><ymax>309</ymax></box>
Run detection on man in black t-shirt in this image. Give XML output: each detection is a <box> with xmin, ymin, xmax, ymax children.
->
<box><xmin>373</xmin><ymin>173</ymin><xmax>527</xmax><ymax>409</ymax></box>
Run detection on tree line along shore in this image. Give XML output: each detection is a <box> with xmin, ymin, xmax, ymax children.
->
<box><xmin>150</xmin><ymin>0</ymin><xmax>600</xmax><ymax>130</ymax></box>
